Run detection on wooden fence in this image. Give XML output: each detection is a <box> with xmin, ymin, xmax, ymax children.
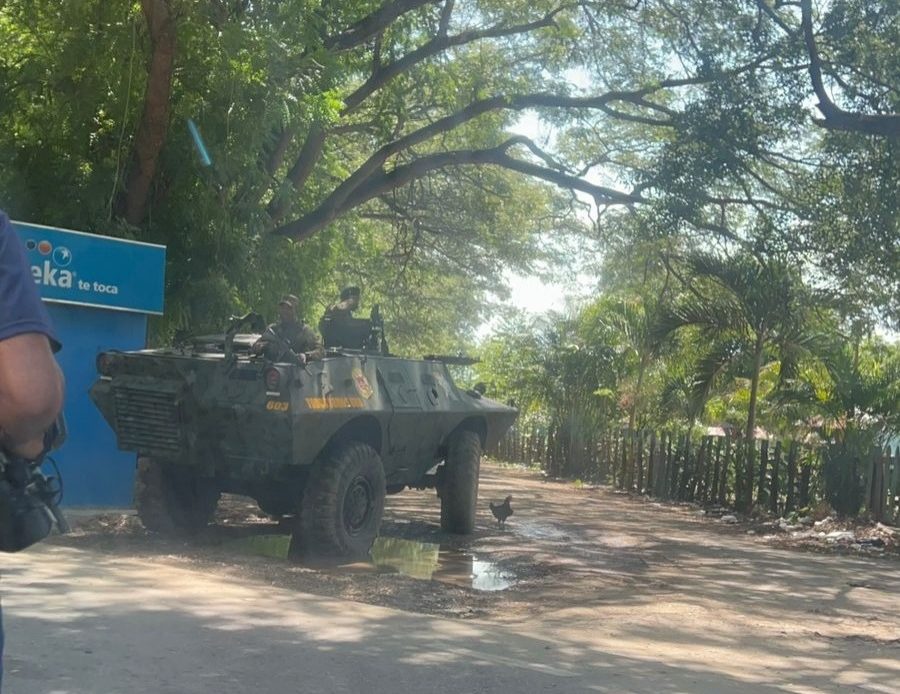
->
<box><xmin>867</xmin><ymin>448</ymin><xmax>900</xmax><ymax>524</ymax></box>
<box><xmin>490</xmin><ymin>424</ymin><xmax>900</xmax><ymax>524</ymax></box>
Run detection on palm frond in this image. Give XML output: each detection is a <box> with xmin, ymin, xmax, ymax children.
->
<box><xmin>690</xmin><ymin>338</ymin><xmax>744</xmax><ymax>410</ymax></box>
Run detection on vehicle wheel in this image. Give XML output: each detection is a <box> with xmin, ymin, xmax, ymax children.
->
<box><xmin>289</xmin><ymin>442</ymin><xmax>385</xmax><ymax>560</ymax></box>
<box><xmin>134</xmin><ymin>457</ymin><xmax>220</xmax><ymax>534</ymax></box>
<box><xmin>439</xmin><ymin>430</ymin><xmax>481</xmax><ymax>534</ymax></box>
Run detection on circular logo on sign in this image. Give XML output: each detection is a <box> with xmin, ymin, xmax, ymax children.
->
<box><xmin>37</xmin><ymin>240</ymin><xmax>52</xmax><ymax>255</ymax></box>
<box><xmin>52</xmin><ymin>246</ymin><xmax>72</xmax><ymax>267</ymax></box>
<box><xmin>25</xmin><ymin>239</ymin><xmax>37</xmax><ymax>250</ymax></box>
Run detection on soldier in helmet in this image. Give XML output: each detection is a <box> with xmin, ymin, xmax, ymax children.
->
<box><xmin>325</xmin><ymin>286</ymin><xmax>361</xmax><ymax>320</ymax></box>
<box><xmin>252</xmin><ymin>294</ymin><xmax>323</xmax><ymax>365</ymax></box>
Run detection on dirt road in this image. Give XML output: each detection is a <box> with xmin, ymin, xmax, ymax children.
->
<box><xmin>3</xmin><ymin>463</ymin><xmax>898</xmax><ymax>692</ymax></box>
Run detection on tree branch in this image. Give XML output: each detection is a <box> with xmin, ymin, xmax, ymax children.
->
<box><xmin>515</xmin><ymin>135</ymin><xmax>570</xmax><ymax>171</ymax></box>
<box><xmin>265</xmin><ymin>126</ymin><xmax>296</xmax><ymax>176</ymax></box>
<box><xmin>307</xmin><ymin>79</ymin><xmax>708</xmax><ymax>227</ymax></box>
<box><xmin>324</xmin><ymin>0</ymin><xmax>434</xmax><ymax>51</ymax></box>
<box><xmin>438</xmin><ymin>0</ymin><xmax>454</xmax><ymax>36</ymax></box>
<box><xmin>274</xmin><ymin>4</ymin><xmax>572</xmax><ymax>219</ymax></box>
<box><xmin>800</xmin><ymin>0</ymin><xmax>900</xmax><ymax>138</ymax></box>
<box><xmin>596</xmin><ymin>103</ymin><xmax>672</xmax><ymax>127</ymax></box>
<box><xmin>274</xmin><ymin>138</ymin><xmax>642</xmax><ymax>240</ymax></box>
<box><xmin>267</xmin><ymin>124</ymin><xmax>326</xmax><ymax>221</ymax></box>
<box><xmin>343</xmin><ymin>7</ymin><xmax>567</xmax><ymax>113</ymax></box>
<box><xmin>754</xmin><ymin>0</ymin><xmax>796</xmax><ymax>36</ymax></box>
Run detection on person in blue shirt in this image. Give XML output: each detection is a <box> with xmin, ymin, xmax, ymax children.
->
<box><xmin>0</xmin><ymin>209</ymin><xmax>65</xmax><ymax>686</ymax></box>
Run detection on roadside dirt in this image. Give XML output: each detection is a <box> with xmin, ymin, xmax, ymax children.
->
<box><xmin>51</xmin><ymin>462</ymin><xmax>900</xmax><ymax>632</ymax></box>
<box><xmin>30</xmin><ymin>462</ymin><xmax>899</xmax><ymax>691</ymax></box>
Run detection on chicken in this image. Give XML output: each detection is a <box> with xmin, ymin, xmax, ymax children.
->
<box><xmin>489</xmin><ymin>495</ymin><xmax>514</xmax><ymax>528</ymax></box>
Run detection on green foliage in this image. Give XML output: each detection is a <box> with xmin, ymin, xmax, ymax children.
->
<box><xmin>1</xmin><ymin>0</ymin><xmax>897</xmax><ymax>447</ymax></box>
<box><xmin>0</xmin><ymin>0</ymin><xmax>580</xmax><ymax>349</ymax></box>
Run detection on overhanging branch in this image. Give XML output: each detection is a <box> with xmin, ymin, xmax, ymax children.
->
<box><xmin>325</xmin><ymin>0</ymin><xmax>434</xmax><ymax>51</ymax></box>
<box><xmin>298</xmin><ymin>79</ymin><xmax>706</xmax><ymax>228</ymax></box>
<box><xmin>343</xmin><ymin>7</ymin><xmax>568</xmax><ymax>113</ymax></box>
<box><xmin>800</xmin><ymin>0</ymin><xmax>900</xmax><ymax>138</ymax></box>
<box><xmin>273</xmin><ymin>138</ymin><xmax>643</xmax><ymax>240</ymax></box>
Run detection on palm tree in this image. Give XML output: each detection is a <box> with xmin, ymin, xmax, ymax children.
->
<box><xmin>654</xmin><ymin>252</ymin><xmax>816</xmax><ymax>510</ymax></box>
<box><xmin>779</xmin><ymin>333</ymin><xmax>900</xmax><ymax>515</ymax></box>
<box><xmin>586</xmin><ymin>296</ymin><xmax>667</xmax><ymax>432</ymax></box>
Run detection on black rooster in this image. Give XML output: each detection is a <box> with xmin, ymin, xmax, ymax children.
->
<box><xmin>489</xmin><ymin>495</ymin><xmax>514</xmax><ymax>528</ymax></box>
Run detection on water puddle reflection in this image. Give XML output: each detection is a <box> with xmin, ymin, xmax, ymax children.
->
<box><xmin>370</xmin><ymin>537</ymin><xmax>515</xmax><ymax>591</ymax></box>
<box><xmin>224</xmin><ymin>534</ymin><xmax>515</xmax><ymax>591</ymax></box>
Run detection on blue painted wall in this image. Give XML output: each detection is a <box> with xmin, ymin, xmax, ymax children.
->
<box><xmin>11</xmin><ymin>221</ymin><xmax>166</xmax><ymax>507</ymax></box>
<box><xmin>47</xmin><ymin>304</ymin><xmax>147</xmax><ymax>507</ymax></box>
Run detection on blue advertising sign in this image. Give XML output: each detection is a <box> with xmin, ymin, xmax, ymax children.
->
<box><xmin>12</xmin><ymin>221</ymin><xmax>165</xmax><ymax>315</ymax></box>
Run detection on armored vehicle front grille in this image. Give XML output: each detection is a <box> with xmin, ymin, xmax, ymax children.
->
<box><xmin>113</xmin><ymin>386</ymin><xmax>183</xmax><ymax>454</ymax></box>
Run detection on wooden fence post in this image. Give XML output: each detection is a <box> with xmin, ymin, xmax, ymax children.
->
<box><xmin>785</xmin><ymin>440</ymin><xmax>798</xmax><ymax>513</ymax></box>
<box><xmin>670</xmin><ymin>433</ymin><xmax>681</xmax><ymax>499</ymax></box>
<box><xmin>756</xmin><ymin>439</ymin><xmax>769</xmax><ymax>510</ymax></box>
<box><xmin>799</xmin><ymin>453</ymin><xmax>812</xmax><ymax>509</ymax></box>
<box><xmin>702</xmin><ymin>437</ymin><xmax>716</xmax><ymax>504</ymax></box>
<box><xmin>616</xmin><ymin>429</ymin><xmax>628</xmax><ymax>489</ymax></box>
<box><xmin>769</xmin><ymin>440</ymin><xmax>781</xmax><ymax>515</ymax></box>
<box><xmin>646</xmin><ymin>431</ymin><xmax>657</xmax><ymax>496</ymax></box>
<box><xmin>711</xmin><ymin>436</ymin><xmax>722</xmax><ymax>505</ymax></box>
<box><xmin>664</xmin><ymin>432</ymin><xmax>676</xmax><ymax>500</ymax></box>
<box><xmin>868</xmin><ymin>449</ymin><xmax>886</xmax><ymax>523</ymax></box>
<box><xmin>690</xmin><ymin>436</ymin><xmax>706</xmax><ymax>502</ymax></box>
<box><xmin>719</xmin><ymin>435</ymin><xmax>731</xmax><ymax>505</ymax></box>
<box><xmin>739</xmin><ymin>440</ymin><xmax>752</xmax><ymax>512</ymax></box>
<box><xmin>655</xmin><ymin>432</ymin><xmax>668</xmax><ymax>497</ymax></box>
<box><xmin>624</xmin><ymin>429</ymin><xmax>635</xmax><ymax>492</ymax></box>
<box><xmin>677</xmin><ymin>434</ymin><xmax>692</xmax><ymax>500</ymax></box>
<box><xmin>635</xmin><ymin>430</ymin><xmax>645</xmax><ymax>494</ymax></box>
<box><xmin>890</xmin><ymin>447</ymin><xmax>900</xmax><ymax>525</ymax></box>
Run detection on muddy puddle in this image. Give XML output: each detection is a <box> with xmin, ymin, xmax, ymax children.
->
<box><xmin>225</xmin><ymin>534</ymin><xmax>515</xmax><ymax>591</ymax></box>
<box><xmin>512</xmin><ymin>519</ymin><xmax>572</xmax><ymax>542</ymax></box>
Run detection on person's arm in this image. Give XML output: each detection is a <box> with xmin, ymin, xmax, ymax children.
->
<box><xmin>251</xmin><ymin>325</ymin><xmax>277</xmax><ymax>354</ymax></box>
<box><xmin>0</xmin><ymin>335</ymin><xmax>64</xmax><ymax>459</ymax></box>
<box><xmin>0</xmin><ymin>212</ymin><xmax>64</xmax><ymax>459</ymax></box>
<box><xmin>299</xmin><ymin>325</ymin><xmax>324</xmax><ymax>363</ymax></box>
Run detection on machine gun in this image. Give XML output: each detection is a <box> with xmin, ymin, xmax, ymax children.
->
<box><xmin>320</xmin><ymin>304</ymin><xmax>390</xmax><ymax>355</ymax></box>
<box><xmin>366</xmin><ymin>304</ymin><xmax>390</xmax><ymax>355</ymax></box>
<box><xmin>223</xmin><ymin>312</ymin><xmax>266</xmax><ymax>362</ymax></box>
<box><xmin>0</xmin><ymin>418</ymin><xmax>70</xmax><ymax>552</ymax></box>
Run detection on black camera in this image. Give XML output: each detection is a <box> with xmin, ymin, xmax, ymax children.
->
<box><xmin>0</xmin><ymin>418</ymin><xmax>70</xmax><ymax>552</ymax></box>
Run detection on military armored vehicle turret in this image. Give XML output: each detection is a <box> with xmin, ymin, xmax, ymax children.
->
<box><xmin>89</xmin><ymin>308</ymin><xmax>516</xmax><ymax>559</ymax></box>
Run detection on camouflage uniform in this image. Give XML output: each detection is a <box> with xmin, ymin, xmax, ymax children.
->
<box><xmin>255</xmin><ymin>294</ymin><xmax>324</xmax><ymax>362</ymax></box>
<box><xmin>258</xmin><ymin>321</ymin><xmax>324</xmax><ymax>362</ymax></box>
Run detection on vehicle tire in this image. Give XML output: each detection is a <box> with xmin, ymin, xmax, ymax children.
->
<box><xmin>289</xmin><ymin>442</ymin><xmax>385</xmax><ymax>560</ymax></box>
<box><xmin>439</xmin><ymin>430</ymin><xmax>481</xmax><ymax>534</ymax></box>
<box><xmin>134</xmin><ymin>457</ymin><xmax>220</xmax><ymax>534</ymax></box>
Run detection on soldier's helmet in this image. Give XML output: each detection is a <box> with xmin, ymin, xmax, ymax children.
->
<box><xmin>340</xmin><ymin>286</ymin><xmax>360</xmax><ymax>301</ymax></box>
<box><xmin>279</xmin><ymin>294</ymin><xmax>300</xmax><ymax>310</ymax></box>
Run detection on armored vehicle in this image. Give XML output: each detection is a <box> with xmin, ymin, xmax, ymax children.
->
<box><xmin>89</xmin><ymin>310</ymin><xmax>517</xmax><ymax>559</ymax></box>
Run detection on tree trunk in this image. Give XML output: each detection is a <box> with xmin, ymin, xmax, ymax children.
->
<box><xmin>268</xmin><ymin>124</ymin><xmax>326</xmax><ymax>222</ymax></box>
<box><xmin>120</xmin><ymin>0</ymin><xmax>177</xmax><ymax>226</ymax></box>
